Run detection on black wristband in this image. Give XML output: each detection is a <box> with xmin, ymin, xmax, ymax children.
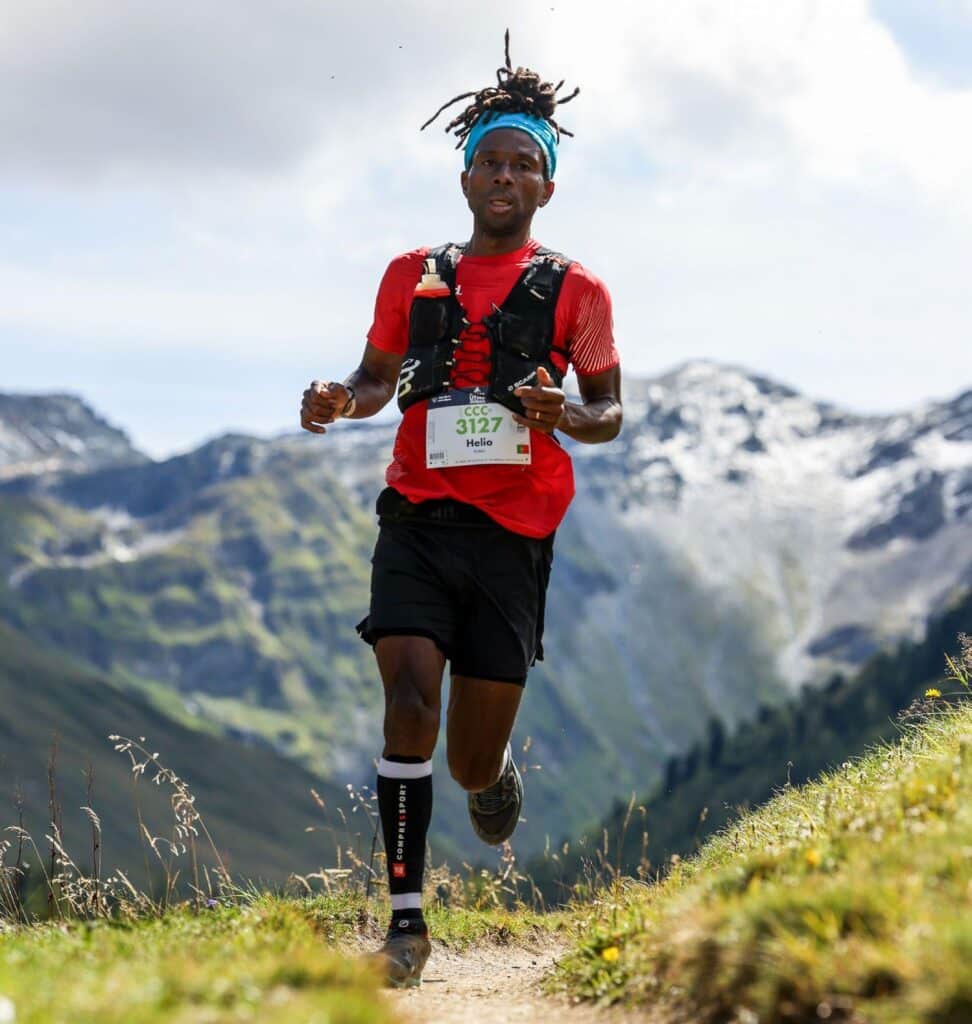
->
<box><xmin>333</xmin><ymin>383</ymin><xmax>356</xmax><ymax>418</ymax></box>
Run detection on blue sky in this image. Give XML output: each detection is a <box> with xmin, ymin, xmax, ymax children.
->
<box><xmin>1</xmin><ymin>0</ymin><xmax>970</xmax><ymax>457</ymax></box>
<box><xmin>875</xmin><ymin>0</ymin><xmax>972</xmax><ymax>87</ymax></box>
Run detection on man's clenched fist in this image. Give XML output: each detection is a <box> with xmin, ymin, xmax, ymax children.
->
<box><xmin>301</xmin><ymin>380</ymin><xmax>349</xmax><ymax>435</ymax></box>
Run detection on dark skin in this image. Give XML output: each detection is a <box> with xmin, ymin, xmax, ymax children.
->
<box><xmin>300</xmin><ymin>129</ymin><xmax>622</xmax><ymax>790</ymax></box>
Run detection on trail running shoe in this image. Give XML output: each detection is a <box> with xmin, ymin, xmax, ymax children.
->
<box><xmin>467</xmin><ymin>745</ymin><xmax>523</xmax><ymax>845</ymax></box>
<box><xmin>369</xmin><ymin>926</ymin><xmax>432</xmax><ymax>988</ymax></box>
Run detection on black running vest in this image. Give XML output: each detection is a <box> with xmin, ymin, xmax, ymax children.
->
<box><xmin>397</xmin><ymin>243</ymin><xmax>572</xmax><ymax>417</ymax></box>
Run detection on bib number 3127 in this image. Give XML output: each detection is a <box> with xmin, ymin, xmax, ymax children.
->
<box><xmin>456</xmin><ymin>409</ymin><xmax>504</xmax><ymax>435</ymax></box>
<box><xmin>426</xmin><ymin>389</ymin><xmax>531</xmax><ymax>468</ymax></box>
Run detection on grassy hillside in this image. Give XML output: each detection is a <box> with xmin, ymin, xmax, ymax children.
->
<box><xmin>552</xmin><ymin>686</ymin><xmax>972</xmax><ymax>1022</ymax></box>
<box><xmin>0</xmin><ymin>621</ymin><xmax>358</xmax><ymax>889</ymax></box>
<box><xmin>531</xmin><ymin>588</ymin><xmax>972</xmax><ymax>896</ymax></box>
<box><xmin>1</xmin><ymin>662</ymin><xmax>967</xmax><ymax>1023</ymax></box>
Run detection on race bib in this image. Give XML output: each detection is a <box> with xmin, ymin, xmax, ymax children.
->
<box><xmin>426</xmin><ymin>388</ymin><xmax>532</xmax><ymax>468</ymax></box>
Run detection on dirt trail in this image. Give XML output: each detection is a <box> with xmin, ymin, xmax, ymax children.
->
<box><xmin>388</xmin><ymin>940</ymin><xmax>650</xmax><ymax>1024</ymax></box>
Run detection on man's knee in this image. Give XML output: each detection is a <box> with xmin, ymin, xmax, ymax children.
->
<box><xmin>448</xmin><ymin>749</ymin><xmax>504</xmax><ymax>792</ymax></box>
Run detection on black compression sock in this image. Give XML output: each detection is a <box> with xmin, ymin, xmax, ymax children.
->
<box><xmin>377</xmin><ymin>755</ymin><xmax>433</xmax><ymax>927</ymax></box>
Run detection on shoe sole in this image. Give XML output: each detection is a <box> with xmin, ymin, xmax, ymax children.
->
<box><xmin>468</xmin><ymin>756</ymin><xmax>523</xmax><ymax>845</ymax></box>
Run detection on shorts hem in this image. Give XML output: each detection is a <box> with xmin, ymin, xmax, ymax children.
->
<box><xmin>360</xmin><ymin>625</ymin><xmax>452</xmax><ymax>659</ymax></box>
<box><xmin>450</xmin><ymin>666</ymin><xmax>527</xmax><ymax>686</ymax></box>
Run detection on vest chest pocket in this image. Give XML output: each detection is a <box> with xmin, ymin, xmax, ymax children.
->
<box><xmin>487</xmin><ymin>308</ymin><xmax>563</xmax><ymax>415</ymax></box>
<box><xmin>408</xmin><ymin>296</ymin><xmax>451</xmax><ymax>346</ymax></box>
<box><xmin>488</xmin><ymin>308</ymin><xmax>548</xmax><ymax>361</ymax></box>
<box><xmin>400</xmin><ymin>296</ymin><xmax>460</xmax><ymax>409</ymax></box>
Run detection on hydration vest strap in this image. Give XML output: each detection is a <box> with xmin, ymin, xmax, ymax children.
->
<box><xmin>427</xmin><ymin>243</ymin><xmax>464</xmax><ymax>289</ymax></box>
<box><xmin>521</xmin><ymin>248</ymin><xmax>571</xmax><ymax>359</ymax></box>
<box><xmin>521</xmin><ymin>250</ymin><xmax>563</xmax><ymax>302</ymax></box>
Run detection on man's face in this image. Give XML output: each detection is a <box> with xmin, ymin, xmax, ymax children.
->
<box><xmin>461</xmin><ymin>128</ymin><xmax>556</xmax><ymax>237</ymax></box>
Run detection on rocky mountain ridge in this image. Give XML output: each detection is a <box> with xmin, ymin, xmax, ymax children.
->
<box><xmin>0</xmin><ymin>393</ymin><xmax>145</xmax><ymax>480</ymax></box>
<box><xmin>573</xmin><ymin>362</ymin><xmax>971</xmax><ymax>687</ymax></box>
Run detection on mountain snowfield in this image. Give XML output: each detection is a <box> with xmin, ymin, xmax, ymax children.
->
<box><xmin>573</xmin><ymin>362</ymin><xmax>970</xmax><ymax>688</ymax></box>
<box><xmin>0</xmin><ymin>361</ymin><xmax>969</xmax><ymax>860</ymax></box>
<box><xmin>0</xmin><ymin>393</ymin><xmax>144</xmax><ymax>480</ymax></box>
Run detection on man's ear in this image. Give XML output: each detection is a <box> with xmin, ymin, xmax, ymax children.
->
<box><xmin>460</xmin><ymin>169</ymin><xmax>469</xmax><ymax>197</ymax></box>
<box><xmin>539</xmin><ymin>180</ymin><xmax>556</xmax><ymax>207</ymax></box>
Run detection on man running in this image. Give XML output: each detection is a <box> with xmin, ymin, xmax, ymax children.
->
<box><xmin>300</xmin><ymin>35</ymin><xmax>621</xmax><ymax>987</ymax></box>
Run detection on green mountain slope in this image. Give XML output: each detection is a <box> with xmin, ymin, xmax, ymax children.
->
<box><xmin>531</xmin><ymin>587</ymin><xmax>972</xmax><ymax>895</ymax></box>
<box><xmin>0</xmin><ymin>436</ymin><xmax>699</xmax><ymax>861</ymax></box>
<box><xmin>0</xmin><ymin>441</ymin><xmax>381</xmax><ymax>775</ymax></box>
<box><xmin>0</xmin><ymin>622</ymin><xmax>357</xmax><ymax>887</ymax></box>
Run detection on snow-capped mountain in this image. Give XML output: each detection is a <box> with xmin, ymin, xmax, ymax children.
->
<box><xmin>0</xmin><ymin>393</ymin><xmax>145</xmax><ymax>479</ymax></box>
<box><xmin>571</xmin><ymin>361</ymin><xmax>971</xmax><ymax>688</ymax></box>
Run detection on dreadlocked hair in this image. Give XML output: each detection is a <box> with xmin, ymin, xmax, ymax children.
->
<box><xmin>420</xmin><ymin>29</ymin><xmax>579</xmax><ymax>151</ymax></box>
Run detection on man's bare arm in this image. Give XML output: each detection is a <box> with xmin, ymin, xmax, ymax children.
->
<box><xmin>559</xmin><ymin>365</ymin><xmax>622</xmax><ymax>443</ymax></box>
<box><xmin>514</xmin><ymin>365</ymin><xmax>622</xmax><ymax>444</ymax></box>
<box><xmin>300</xmin><ymin>344</ymin><xmax>403</xmax><ymax>434</ymax></box>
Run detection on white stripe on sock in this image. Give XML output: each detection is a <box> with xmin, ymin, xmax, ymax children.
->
<box><xmin>390</xmin><ymin>892</ymin><xmax>423</xmax><ymax>911</ymax></box>
<box><xmin>378</xmin><ymin>758</ymin><xmax>433</xmax><ymax>780</ymax></box>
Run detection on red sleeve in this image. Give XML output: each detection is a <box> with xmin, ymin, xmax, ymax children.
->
<box><xmin>557</xmin><ymin>262</ymin><xmax>620</xmax><ymax>376</ymax></box>
<box><xmin>366</xmin><ymin>249</ymin><xmax>428</xmax><ymax>355</ymax></box>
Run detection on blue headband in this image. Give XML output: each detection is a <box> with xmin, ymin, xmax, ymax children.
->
<box><xmin>464</xmin><ymin>112</ymin><xmax>558</xmax><ymax>179</ymax></box>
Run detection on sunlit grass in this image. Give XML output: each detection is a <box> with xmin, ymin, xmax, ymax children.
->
<box><xmin>0</xmin><ymin>898</ymin><xmax>390</xmax><ymax>1024</ymax></box>
<box><xmin>552</xmin><ymin>695</ymin><xmax>972</xmax><ymax>1024</ymax></box>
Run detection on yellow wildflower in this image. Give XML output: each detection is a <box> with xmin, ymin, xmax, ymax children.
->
<box><xmin>805</xmin><ymin>848</ymin><xmax>822</xmax><ymax>868</ymax></box>
<box><xmin>601</xmin><ymin>946</ymin><xmax>620</xmax><ymax>962</ymax></box>
<box><xmin>925</xmin><ymin>688</ymin><xmax>941</xmax><ymax>699</ymax></box>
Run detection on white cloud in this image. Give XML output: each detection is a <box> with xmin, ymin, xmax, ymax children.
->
<box><xmin>0</xmin><ymin>0</ymin><xmax>970</xmax><ymax>454</ymax></box>
<box><xmin>4</xmin><ymin>0</ymin><xmax>970</xmax><ymax>208</ymax></box>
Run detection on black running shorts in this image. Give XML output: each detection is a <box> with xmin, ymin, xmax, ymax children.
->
<box><xmin>356</xmin><ymin>487</ymin><xmax>555</xmax><ymax>685</ymax></box>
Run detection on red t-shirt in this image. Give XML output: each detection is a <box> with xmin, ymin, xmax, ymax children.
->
<box><xmin>367</xmin><ymin>239</ymin><xmax>619</xmax><ymax>538</ymax></box>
